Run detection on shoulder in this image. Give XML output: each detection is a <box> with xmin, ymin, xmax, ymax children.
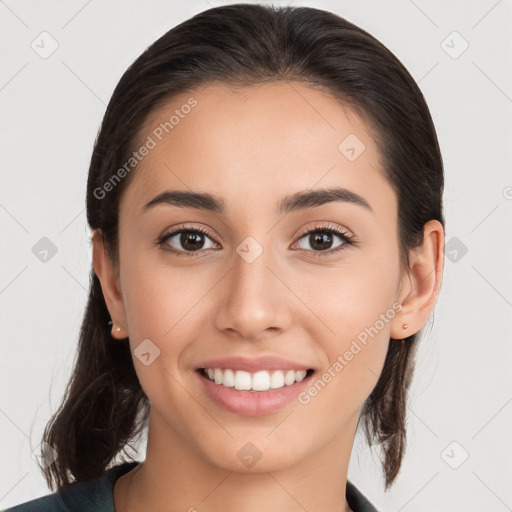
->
<box><xmin>1</xmin><ymin>462</ymin><xmax>140</xmax><ymax>512</ymax></box>
<box><xmin>1</xmin><ymin>491</ymin><xmax>69</xmax><ymax>512</ymax></box>
<box><xmin>346</xmin><ymin>480</ymin><xmax>380</xmax><ymax>512</ymax></box>
<box><xmin>1</xmin><ymin>492</ymin><xmax>64</xmax><ymax>512</ymax></box>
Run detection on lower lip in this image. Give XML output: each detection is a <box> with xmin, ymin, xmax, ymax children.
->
<box><xmin>196</xmin><ymin>369</ymin><xmax>314</xmax><ymax>416</ymax></box>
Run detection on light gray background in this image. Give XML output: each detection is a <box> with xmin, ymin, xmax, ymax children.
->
<box><xmin>1</xmin><ymin>0</ymin><xmax>511</xmax><ymax>510</ymax></box>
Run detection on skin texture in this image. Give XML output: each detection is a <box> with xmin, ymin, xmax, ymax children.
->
<box><xmin>92</xmin><ymin>82</ymin><xmax>444</xmax><ymax>512</ymax></box>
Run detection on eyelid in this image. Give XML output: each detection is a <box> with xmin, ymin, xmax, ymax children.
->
<box><xmin>294</xmin><ymin>221</ymin><xmax>354</xmax><ymax>240</ymax></box>
<box><xmin>160</xmin><ymin>223</ymin><xmax>218</xmax><ymax>241</ymax></box>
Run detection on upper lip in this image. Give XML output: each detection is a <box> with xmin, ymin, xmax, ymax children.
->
<box><xmin>197</xmin><ymin>355</ymin><xmax>313</xmax><ymax>373</ymax></box>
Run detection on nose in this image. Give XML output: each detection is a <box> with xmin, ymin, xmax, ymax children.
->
<box><xmin>214</xmin><ymin>239</ymin><xmax>292</xmax><ymax>341</ymax></box>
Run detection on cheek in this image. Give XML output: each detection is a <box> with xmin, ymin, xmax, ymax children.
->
<box><xmin>120</xmin><ymin>251</ymin><xmax>217</xmax><ymax>364</ymax></box>
<box><xmin>119</xmin><ymin>258</ymin><xmax>204</xmax><ymax>411</ymax></box>
<box><xmin>119</xmin><ymin>256</ymin><xmax>173</xmax><ymax>362</ymax></box>
<box><xmin>121</xmin><ymin>244</ymin><xmax>193</xmax><ymax>328</ymax></box>
<box><xmin>295</xmin><ymin>250</ymin><xmax>400</xmax><ymax>403</ymax></box>
<box><xmin>296</xmin><ymin>250</ymin><xmax>400</xmax><ymax>342</ymax></box>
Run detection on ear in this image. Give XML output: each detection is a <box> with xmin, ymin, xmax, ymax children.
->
<box><xmin>390</xmin><ymin>220</ymin><xmax>445</xmax><ymax>340</ymax></box>
<box><xmin>91</xmin><ymin>229</ymin><xmax>129</xmax><ymax>339</ymax></box>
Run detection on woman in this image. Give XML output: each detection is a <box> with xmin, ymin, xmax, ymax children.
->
<box><xmin>3</xmin><ymin>3</ymin><xmax>444</xmax><ymax>512</ymax></box>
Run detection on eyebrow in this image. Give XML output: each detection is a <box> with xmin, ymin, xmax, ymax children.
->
<box><xmin>141</xmin><ymin>186</ymin><xmax>373</xmax><ymax>215</ymax></box>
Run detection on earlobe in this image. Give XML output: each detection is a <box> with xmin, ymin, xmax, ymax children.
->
<box><xmin>91</xmin><ymin>229</ymin><xmax>129</xmax><ymax>339</ymax></box>
<box><xmin>110</xmin><ymin>323</ymin><xmax>128</xmax><ymax>339</ymax></box>
<box><xmin>391</xmin><ymin>220</ymin><xmax>445</xmax><ymax>340</ymax></box>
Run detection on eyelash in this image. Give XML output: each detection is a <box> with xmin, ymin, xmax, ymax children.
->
<box><xmin>156</xmin><ymin>222</ymin><xmax>357</xmax><ymax>258</ymax></box>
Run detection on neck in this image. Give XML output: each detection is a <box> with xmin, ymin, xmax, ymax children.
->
<box><xmin>117</xmin><ymin>409</ymin><xmax>358</xmax><ymax>512</ymax></box>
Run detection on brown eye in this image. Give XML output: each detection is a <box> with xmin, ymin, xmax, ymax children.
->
<box><xmin>158</xmin><ymin>226</ymin><xmax>219</xmax><ymax>255</ymax></box>
<box><xmin>306</xmin><ymin>231</ymin><xmax>336</xmax><ymax>251</ymax></box>
<box><xmin>293</xmin><ymin>224</ymin><xmax>356</xmax><ymax>256</ymax></box>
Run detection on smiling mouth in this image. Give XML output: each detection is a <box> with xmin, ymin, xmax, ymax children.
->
<box><xmin>197</xmin><ymin>367</ymin><xmax>315</xmax><ymax>392</ymax></box>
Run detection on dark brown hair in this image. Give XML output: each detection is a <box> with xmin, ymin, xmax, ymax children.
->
<box><xmin>39</xmin><ymin>2</ymin><xmax>444</xmax><ymax>491</ymax></box>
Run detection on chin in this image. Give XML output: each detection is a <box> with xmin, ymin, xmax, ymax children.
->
<box><xmin>198</xmin><ymin>437</ymin><xmax>308</xmax><ymax>474</ymax></box>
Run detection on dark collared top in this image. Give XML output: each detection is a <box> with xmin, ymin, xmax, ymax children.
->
<box><xmin>2</xmin><ymin>461</ymin><xmax>379</xmax><ymax>512</ymax></box>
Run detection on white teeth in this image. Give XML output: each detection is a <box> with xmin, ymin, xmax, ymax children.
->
<box><xmin>234</xmin><ymin>370</ymin><xmax>252</xmax><ymax>390</ymax></box>
<box><xmin>202</xmin><ymin>368</ymin><xmax>309</xmax><ymax>391</ymax></box>
<box><xmin>223</xmin><ymin>368</ymin><xmax>235</xmax><ymax>387</ymax></box>
<box><xmin>296</xmin><ymin>371</ymin><xmax>306</xmax><ymax>382</ymax></box>
<box><xmin>270</xmin><ymin>370</ymin><xmax>284</xmax><ymax>389</ymax></box>
<box><xmin>284</xmin><ymin>370</ymin><xmax>296</xmax><ymax>386</ymax></box>
<box><xmin>252</xmin><ymin>370</ymin><xmax>270</xmax><ymax>391</ymax></box>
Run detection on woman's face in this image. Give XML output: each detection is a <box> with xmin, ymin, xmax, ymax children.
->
<box><xmin>107</xmin><ymin>82</ymin><xmax>410</xmax><ymax>472</ymax></box>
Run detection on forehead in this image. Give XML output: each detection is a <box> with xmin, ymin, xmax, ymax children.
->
<box><xmin>120</xmin><ymin>81</ymin><xmax>394</xmax><ymax>221</ymax></box>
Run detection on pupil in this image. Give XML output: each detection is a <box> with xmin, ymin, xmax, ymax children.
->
<box><xmin>181</xmin><ymin>231</ymin><xmax>204</xmax><ymax>251</ymax></box>
<box><xmin>311</xmin><ymin>232</ymin><xmax>332</xmax><ymax>250</ymax></box>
